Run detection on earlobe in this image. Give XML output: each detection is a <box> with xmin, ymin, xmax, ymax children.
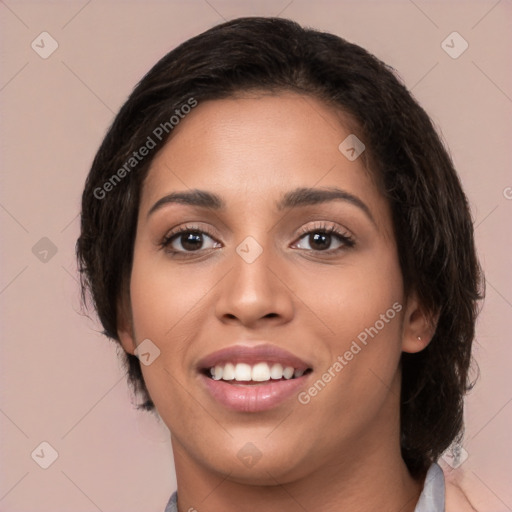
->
<box><xmin>401</xmin><ymin>292</ymin><xmax>438</xmax><ymax>354</ymax></box>
<box><xmin>117</xmin><ymin>295</ymin><xmax>136</xmax><ymax>355</ymax></box>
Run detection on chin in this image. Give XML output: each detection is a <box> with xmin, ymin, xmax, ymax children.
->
<box><xmin>198</xmin><ymin>439</ymin><xmax>316</xmax><ymax>485</ymax></box>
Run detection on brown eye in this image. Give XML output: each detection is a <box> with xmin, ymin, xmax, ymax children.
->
<box><xmin>175</xmin><ymin>231</ymin><xmax>206</xmax><ymax>251</ymax></box>
<box><xmin>307</xmin><ymin>232</ymin><xmax>333</xmax><ymax>251</ymax></box>
<box><xmin>293</xmin><ymin>224</ymin><xmax>355</xmax><ymax>253</ymax></box>
<box><xmin>159</xmin><ymin>225</ymin><xmax>222</xmax><ymax>257</ymax></box>
<box><xmin>160</xmin><ymin>226</ymin><xmax>221</xmax><ymax>256</ymax></box>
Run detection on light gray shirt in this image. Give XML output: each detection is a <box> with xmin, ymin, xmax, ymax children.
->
<box><xmin>164</xmin><ymin>462</ymin><xmax>445</xmax><ymax>512</ymax></box>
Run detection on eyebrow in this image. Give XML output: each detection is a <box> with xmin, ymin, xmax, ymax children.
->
<box><xmin>276</xmin><ymin>187</ymin><xmax>375</xmax><ymax>224</ymax></box>
<box><xmin>148</xmin><ymin>189</ymin><xmax>223</xmax><ymax>216</ymax></box>
<box><xmin>147</xmin><ymin>186</ymin><xmax>375</xmax><ymax>224</ymax></box>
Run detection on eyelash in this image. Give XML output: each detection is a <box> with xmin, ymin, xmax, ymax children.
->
<box><xmin>295</xmin><ymin>222</ymin><xmax>355</xmax><ymax>252</ymax></box>
<box><xmin>159</xmin><ymin>222</ymin><xmax>355</xmax><ymax>258</ymax></box>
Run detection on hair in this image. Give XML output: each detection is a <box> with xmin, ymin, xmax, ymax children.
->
<box><xmin>76</xmin><ymin>16</ymin><xmax>484</xmax><ymax>478</ymax></box>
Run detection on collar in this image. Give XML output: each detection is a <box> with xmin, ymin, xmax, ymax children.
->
<box><xmin>414</xmin><ymin>463</ymin><xmax>445</xmax><ymax>512</ymax></box>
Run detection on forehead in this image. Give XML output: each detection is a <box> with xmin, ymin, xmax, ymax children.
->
<box><xmin>141</xmin><ymin>92</ymin><xmax>389</xmax><ymax>227</ymax></box>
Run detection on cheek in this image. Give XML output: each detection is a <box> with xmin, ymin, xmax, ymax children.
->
<box><xmin>300</xmin><ymin>249</ymin><xmax>404</xmax><ymax>408</ymax></box>
<box><xmin>127</xmin><ymin>251</ymin><xmax>209</xmax><ymax>402</ymax></box>
<box><xmin>309</xmin><ymin>250</ymin><xmax>404</xmax><ymax>345</ymax></box>
<box><xmin>129</xmin><ymin>252</ymin><xmax>211</xmax><ymax>343</ymax></box>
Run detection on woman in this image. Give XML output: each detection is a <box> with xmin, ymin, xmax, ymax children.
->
<box><xmin>76</xmin><ymin>17</ymin><xmax>483</xmax><ymax>512</ymax></box>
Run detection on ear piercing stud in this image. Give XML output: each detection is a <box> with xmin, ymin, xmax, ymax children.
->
<box><xmin>417</xmin><ymin>336</ymin><xmax>422</xmax><ymax>341</ymax></box>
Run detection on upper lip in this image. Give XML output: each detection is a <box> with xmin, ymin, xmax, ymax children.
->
<box><xmin>197</xmin><ymin>343</ymin><xmax>313</xmax><ymax>371</ymax></box>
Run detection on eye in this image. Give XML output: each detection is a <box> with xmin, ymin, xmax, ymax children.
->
<box><xmin>292</xmin><ymin>222</ymin><xmax>355</xmax><ymax>254</ymax></box>
<box><xmin>160</xmin><ymin>224</ymin><xmax>221</xmax><ymax>256</ymax></box>
<box><xmin>159</xmin><ymin>221</ymin><xmax>355</xmax><ymax>258</ymax></box>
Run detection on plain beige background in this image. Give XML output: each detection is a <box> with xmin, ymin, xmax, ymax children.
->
<box><xmin>1</xmin><ymin>1</ymin><xmax>511</xmax><ymax>511</ymax></box>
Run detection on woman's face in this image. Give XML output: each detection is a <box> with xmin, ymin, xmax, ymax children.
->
<box><xmin>120</xmin><ymin>92</ymin><xmax>421</xmax><ymax>483</ymax></box>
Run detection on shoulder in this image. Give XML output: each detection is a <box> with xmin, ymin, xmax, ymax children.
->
<box><xmin>444</xmin><ymin>475</ymin><xmax>478</xmax><ymax>512</ymax></box>
<box><xmin>419</xmin><ymin>462</ymin><xmax>479</xmax><ymax>512</ymax></box>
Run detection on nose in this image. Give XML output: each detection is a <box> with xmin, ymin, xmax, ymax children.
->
<box><xmin>214</xmin><ymin>237</ymin><xmax>295</xmax><ymax>328</ymax></box>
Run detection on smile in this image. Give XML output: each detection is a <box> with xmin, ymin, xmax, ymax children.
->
<box><xmin>197</xmin><ymin>343</ymin><xmax>313</xmax><ymax>412</ymax></box>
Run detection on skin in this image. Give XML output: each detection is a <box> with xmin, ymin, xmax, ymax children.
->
<box><xmin>118</xmin><ymin>92</ymin><xmax>434</xmax><ymax>512</ymax></box>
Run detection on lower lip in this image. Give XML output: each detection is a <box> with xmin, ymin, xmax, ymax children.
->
<box><xmin>200</xmin><ymin>374</ymin><xmax>310</xmax><ymax>412</ymax></box>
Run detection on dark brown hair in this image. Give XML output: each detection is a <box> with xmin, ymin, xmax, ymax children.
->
<box><xmin>76</xmin><ymin>16</ymin><xmax>483</xmax><ymax>478</ymax></box>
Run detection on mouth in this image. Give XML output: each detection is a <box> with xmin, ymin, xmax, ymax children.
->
<box><xmin>197</xmin><ymin>344</ymin><xmax>313</xmax><ymax>412</ymax></box>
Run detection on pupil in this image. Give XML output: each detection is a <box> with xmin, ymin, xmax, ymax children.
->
<box><xmin>311</xmin><ymin>232</ymin><xmax>330</xmax><ymax>250</ymax></box>
<box><xmin>182</xmin><ymin>232</ymin><xmax>202</xmax><ymax>251</ymax></box>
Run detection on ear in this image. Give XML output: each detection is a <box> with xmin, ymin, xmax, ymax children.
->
<box><xmin>401</xmin><ymin>291</ymin><xmax>438</xmax><ymax>354</ymax></box>
<box><xmin>116</xmin><ymin>293</ymin><xmax>136</xmax><ymax>356</ymax></box>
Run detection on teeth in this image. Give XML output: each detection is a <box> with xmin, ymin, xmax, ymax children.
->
<box><xmin>208</xmin><ymin>362</ymin><xmax>306</xmax><ymax>382</ymax></box>
<box><xmin>222</xmin><ymin>362</ymin><xmax>235</xmax><ymax>380</ymax></box>
<box><xmin>235</xmin><ymin>363</ymin><xmax>252</xmax><ymax>381</ymax></box>
<box><xmin>211</xmin><ymin>365</ymin><xmax>223</xmax><ymax>380</ymax></box>
<box><xmin>270</xmin><ymin>363</ymin><xmax>283</xmax><ymax>379</ymax></box>
<box><xmin>283</xmin><ymin>366</ymin><xmax>294</xmax><ymax>379</ymax></box>
<box><xmin>252</xmin><ymin>362</ymin><xmax>271</xmax><ymax>381</ymax></box>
